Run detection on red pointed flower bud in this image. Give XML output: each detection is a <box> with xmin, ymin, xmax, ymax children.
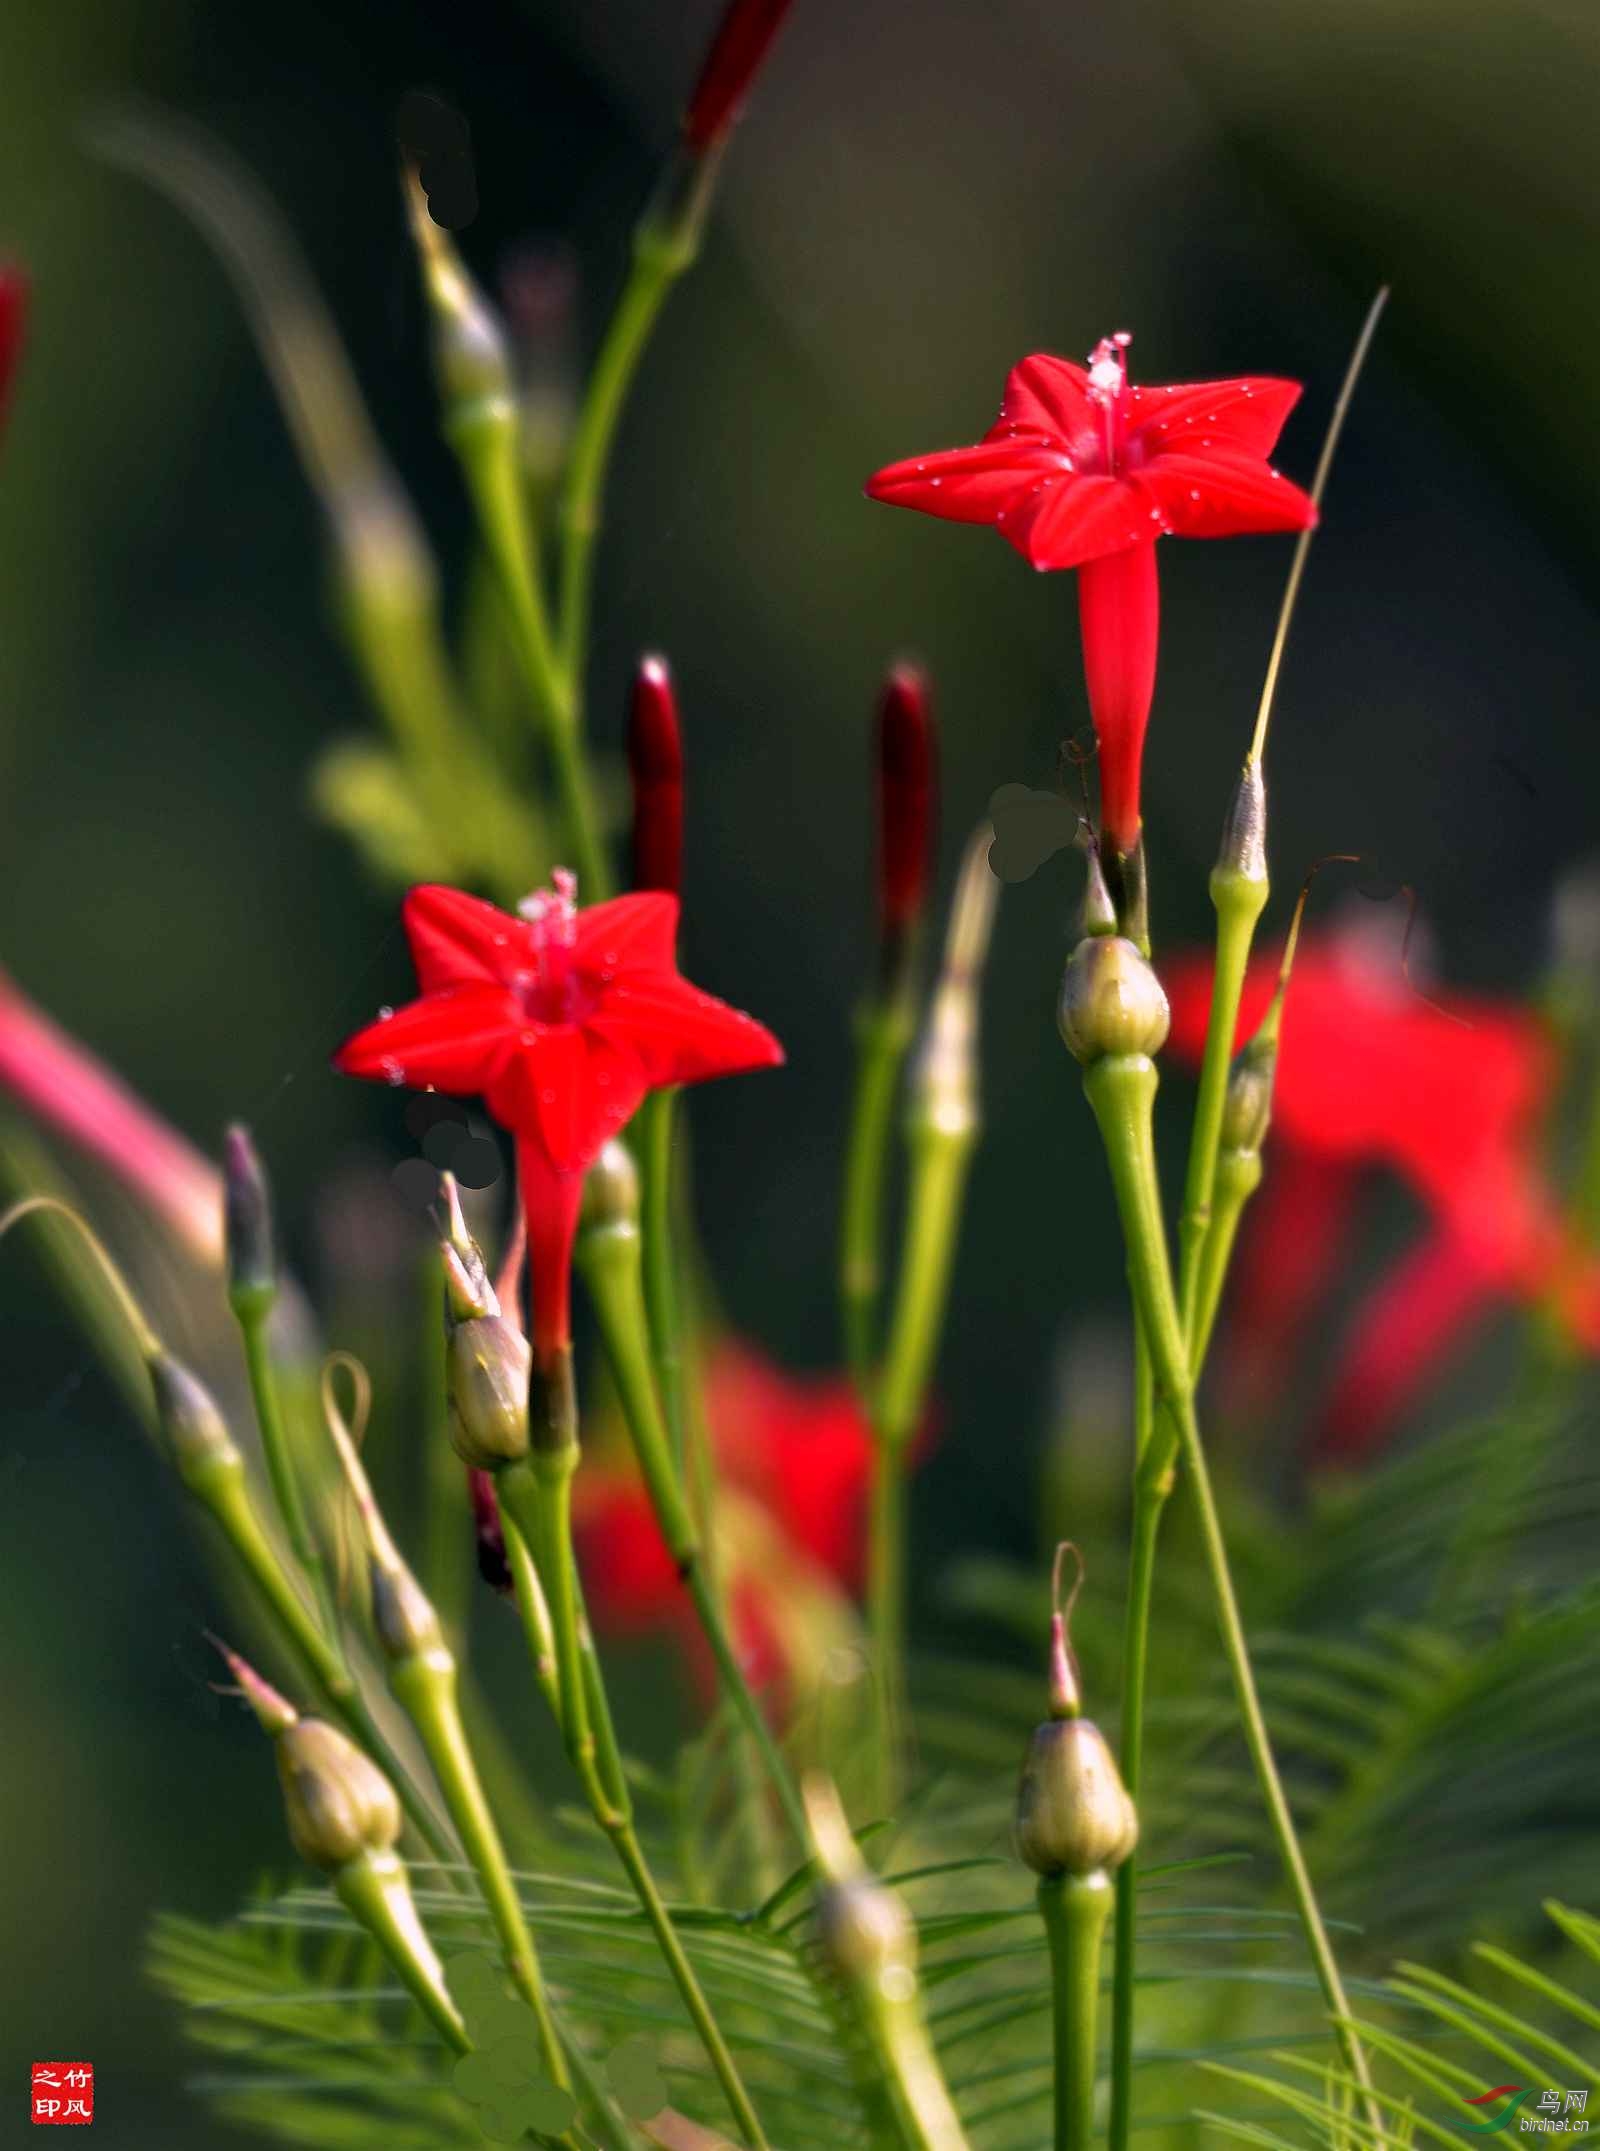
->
<box><xmin>0</xmin><ymin>965</ymin><xmax>222</xmax><ymax>1266</ymax></box>
<box><xmin>866</xmin><ymin>335</ymin><xmax>1316</xmax><ymax>856</ymax></box>
<box><xmin>682</xmin><ymin>0</ymin><xmax>796</xmax><ymax>155</ymax></box>
<box><xmin>334</xmin><ymin>876</ymin><xmax>783</xmax><ymax>1362</ymax></box>
<box><xmin>876</xmin><ymin>662</ymin><xmax>937</xmax><ymax>946</ymax></box>
<box><xmin>628</xmin><ymin>656</ymin><xmax>684</xmax><ymax>897</ymax></box>
<box><xmin>0</xmin><ymin>265</ymin><xmax>27</xmax><ymax>440</ymax></box>
<box><xmin>468</xmin><ymin>1467</ymin><xmax>513</xmax><ymax>1595</ymax></box>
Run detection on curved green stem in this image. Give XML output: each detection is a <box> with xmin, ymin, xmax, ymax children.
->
<box><xmin>841</xmin><ymin>992</ymin><xmax>917</xmax><ymax>1395</ymax></box>
<box><xmin>576</xmin><ymin>1214</ymin><xmax>808</xmax><ymax>1849</ymax></box>
<box><xmin>636</xmin><ymin>1087</ymin><xmax>688</xmax><ymax>1469</ymax></box>
<box><xmin>1040</xmin><ymin>1869</ymin><xmax>1113</xmax><ymax>2151</ymax></box>
<box><xmin>557</xmin><ymin>230</ymin><xmax>692</xmax><ymax>692</ymax></box>
<box><xmin>1191</xmin><ymin>1147</ymin><xmax>1262</xmax><ymax>1374</ymax></box>
<box><xmin>496</xmin><ymin>1449</ymin><xmax>772</xmax><ymax>2149</ymax></box>
<box><xmin>236</xmin><ymin>1302</ymin><xmax>339</xmax><ymax>1645</ymax></box>
<box><xmin>870</xmin><ymin>1113</ymin><xmax>978</xmax><ymax>1810</ymax></box>
<box><xmin>390</xmin><ymin>1645</ymin><xmax>568</xmax><ymax>2090</ymax></box>
<box><xmin>190</xmin><ymin>1454</ymin><xmax>452</xmax><ymax>1859</ymax></box>
<box><xmin>1082</xmin><ymin>1051</ymin><xmax>1379</xmax><ymax>2133</ymax></box>
<box><xmin>1108</xmin><ymin>1336</ymin><xmax>1161</xmax><ymax>2151</ymax></box>
<box><xmin>1176</xmin><ymin>864</ymin><xmax>1268</xmax><ymax>1353</ymax></box>
<box><xmin>333</xmin><ymin>1847</ymin><xmax>467</xmax><ymax>2053</ymax></box>
<box><xmin>608</xmin><ymin>1818</ymin><xmax>772</xmax><ymax>2151</ymax></box>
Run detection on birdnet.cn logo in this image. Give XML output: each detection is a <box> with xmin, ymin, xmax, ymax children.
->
<box><xmin>1462</xmin><ymin>2087</ymin><xmax>1591</xmax><ymax>2135</ymax></box>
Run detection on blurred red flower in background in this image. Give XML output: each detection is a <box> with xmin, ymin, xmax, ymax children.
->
<box><xmin>1164</xmin><ymin>920</ymin><xmax>1585</xmax><ymax>1461</ymax></box>
<box><xmin>866</xmin><ymin>337</ymin><xmax>1315</xmax><ymax>853</ymax></box>
<box><xmin>0</xmin><ymin>265</ymin><xmax>27</xmax><ymax>439</ymax></box>
<box><xmin>573</xmin><ymin>1340</ymin><xmax>876</xmax><ymax>1698</ymax></box>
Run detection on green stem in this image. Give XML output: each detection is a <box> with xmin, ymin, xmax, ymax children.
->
<box><xmin>684</xmin><ymin>1564</ymin><xmax>807</xmax><ymax>1849</ymax></box>
<box><xmin>191</xmin><ymin>1454</ymin><xmax>452</xmax><ymax>1860</ymax></box>
<box><xmin>608</xmin><ymin>1817</ymin><xmax>772</xmax><ymax>2151</ymax></box>
<box><xmin>333</xmin><ymin>1846</ymin><xmax>467</xmax><ymax>2053</ymax></box>
<box><xmin>557</xmin><ymin>230</ymin><xmax>691</xmax><ymax>693</ymax></box>
<box><xmin>636</xmin><ymin>1087</ymin><xmax>687</xmax><ymax>1469</ymax></box>
<box><xmin>497</xmin><ymin>1455</ymin><xmax>772</xmax><ymax>2149</ymax></box>
<box><xmin>498</xmin><ymin>1506</ymin><xmax>563</xmax><ymax>1723</ymax></box>
<box><xmin>390</xmin><ymin>1645</ymin><xmax>568</xmax><ymax>2090</ymax></box>
<box><xmin>497</xmin><ymin>1457</ymin><xmax>595</xmax><ymax>1781</ymax></box>
<box><xmin>1040</xmin><ymin>1869</ymin><xmax>1113</xmax><ymax>2151</ymax></box>
<box><xmin>416</xmin><ymin>1260</ymin><xmax>471</xmax><ymax>1645</ymax></box>
<box><xmin>1082</xmin><ymin>1051</ymin><xmax>1379</xmax><ymax>2130</ymax></box>
<box><xmin>841</xmin><ymin>991</ymin><xmax>917</xmax><ymax>1395</ymax></box>
<box><xmin>1191</xmin><ymin>1147</ymin><xmax>1262</xmax><ymax>1375</ymax></box>
<box><xmin>868</xmin><ymin>1436</ymin><xmax>907</xmax><ymax>1811</ymax></box>
<box><xmin>577</xmin><ymin>1212</ymin><xmax>809</xmax><ymax>1849</ymax></box>
<box><xmin>451</xmin><ymin>401</ymin><xmax>609</xmax><ymax>898</ymax></box>
<box><xmin>870</xmin><ymin>1114</ymin><xmax>978</xmax><ymax>1811</ymax></box>
<box><xmin>236</xmin><ymin>1302</ymin><xmax>339</xmax><ymax>1644</ymax></box>
<box><xmin>1176</xmin><ymin>862</ymin><xmax>1268</xmax><ymax>1353</ymax></box>
<box><xmin>1108</xmin><ymin>1381</ymin><xmax>1162</xmax><ymax>2151</ymax></box>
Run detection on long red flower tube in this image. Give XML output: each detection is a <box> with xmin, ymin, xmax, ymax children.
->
<box><xmin>334</xmin><ymin>877</ymin><xmax>783</xmax><ymax>1365</ymax></box>
<box><xmin>866</xmin><ymin>336</ymin><xmax>1316</xmax><ymax>854</ymax></box>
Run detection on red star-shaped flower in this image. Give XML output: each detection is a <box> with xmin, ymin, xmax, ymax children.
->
<box><xmin>866</xmin><ymin>335</ymin><xmax>1316</xmax><ymax>854</ymax></box>
<box><xmin>334</xmin><ymin>875</ymin><xmax>783</xmax><ymax>1355</ymax></box>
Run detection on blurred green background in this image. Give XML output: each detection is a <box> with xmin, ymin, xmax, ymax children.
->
<box><xmin>3</xmin><ymin>0</ymin><xmax>1600</xmax><ymax>2139</ymax></box>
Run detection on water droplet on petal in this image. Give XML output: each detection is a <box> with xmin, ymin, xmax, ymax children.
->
<box><xmin>377</xmin><ymin>1005</ymin><xmax>394</xmax><ymax>1021</ymax></box>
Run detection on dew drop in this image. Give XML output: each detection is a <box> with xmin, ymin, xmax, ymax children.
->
<box><xmin>1189</xmin><ymin>488</ymin><xmax>1201</xmax><ymax>501</ymax></box>
<box><xmin>378</xmin><ymin>1004</ymin><xmax>394</xmax><ymax>1020</ymax></box>
<box><xmin>520</xmin><ymin>1029</ymin><xmax>536</xmax><ymax>1046</ymax></box>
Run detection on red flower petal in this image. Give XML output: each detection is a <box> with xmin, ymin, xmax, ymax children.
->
<box><xmin>573</xmin><ymin>891</ymin><xmax>681</xmax><ymax>979</ymax></box>
<box><xmin>1312</xmin><ymin>1231</ymin><xmax>1505</xmax><ymax>1466</ymax></box>
<box><xmin>1140</xmin><ymin>449</ymin><xmax>1317</xmax><ymax>540</ymax></box>
<box><xmin>866</xmin><ymin>437</ymin><xmax>1072</xmax><ymax>529</ymax></box>
<box><xmin>1126</xmin><ymin>376</ymin><xmax>1302</xmax><ymax>461</ymax></box>
<box><xmin>403</xmin><ymin>885</ymin><xmax>526</xmax><ymax>993</ymax></box>
<box><xmin>332</xmin><ymin>986</ymin><xmax>518</xmax><ymax>1093</ymax></box>
<box><xmin>992</xmin><ymin>353</ymin><xmax>1096</xmax><ymax>451</ymax></box>
<box><xmin>587</xmin><ymin>976</ymin><xmax>784</xmax><ymax>1088</ymax></box>
<box><xmin>1002</xmin><ymin>472</ymin><xmax>1158</xmax><ymax>570</ymax></box>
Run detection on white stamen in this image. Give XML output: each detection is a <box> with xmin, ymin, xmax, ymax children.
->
<box><xmin>1086</xmin><ymin>331</ymin><xmax>1132</xmax><ymax>401</ymax></box>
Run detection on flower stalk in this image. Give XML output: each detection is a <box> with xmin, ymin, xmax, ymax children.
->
<box><xmin>808</xmin><ymin>1776</ymin><xmax>971</xmax><ymax>2151</ymax></box>
<box><xmin>1077</xmin><ymin>1038</ymin><xmax>1379</xmax><ymax>2133</ymax></box>
<box><xmin>867</xmin><ymin>823</ymin><xmax>997</xmax><ymax>1808</ymax></box>
<box><xmin>222</xmin><ymin>1647</ymin><xmax>468</xmax><ymax>2054</ymax></box>
<box><xmin>575</xmin><ymin>1140</ymin><xmax>809</xmax><ymax>1852</ymax></box>
<box><xmin>842</xmin><ymin>664</ymin><xmax>938</xmax><ymax>1396</ymax></box>
<box><xmin>318</xmin><ymin>1359</ymin><xmax>568</xmax><ymax>2093</ymax></box>
<box><xmin>224</xmin><ymin>1126</ymin><xmax>340</xmax><ymax>1643</ymax></box>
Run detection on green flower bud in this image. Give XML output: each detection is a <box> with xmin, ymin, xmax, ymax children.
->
<box><xmin>370</xmin><ymin>1557</ymin><xmax>445</xmax><ymax>1663</ymax></box>
<box><xmin>1221</xmin><ymin>1039</ymin><xmax>1277</xmax><ymax>1155</ymax></box>
<box><xmin>1214</xmin><ymin>759</ymin><xmax>1267</xmax><ymax>886</ymax></box>
<box><xmin>1014</xmin><ymin>1717</ymin><xmax>1138</xmax><ymax>1878</ymax></box>
<box><xmin>277</xmin><ymin>1717</ymin><xmax>402</xmax><ymax>1871</ymax></box>
<box><xmin>404</xmin><ymin>174</ymin><xmax>514</xmax><ymax>419</ymax></box>
<box><xmin>816</xmin><ymin>1875</ymin><xmax>916</xmax><ymax>1993</ymax></box>
<box><xmin>1057</xmin><ymin>935</ymin><xmax>1170</xmax><ymax>1064</ymax></box>
<box><xmin>148</xmin><ymin>1351</ymin><xmax>243</xmax><ymax>1489</ymax></box>
<box><xmin>580</xmin><ymin>1138</ymin><xmax>641</xmax><ymax>1238</ymax></box>
<box><xmin>446</xmin><ymin>1314</ymin><xmax>531</xmax><ymax>1469</ymax></box>
<box><xmin>223</xmin><ymin>1123</ymin><xmax>277</xmax><ymax>1316</ymax></box>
